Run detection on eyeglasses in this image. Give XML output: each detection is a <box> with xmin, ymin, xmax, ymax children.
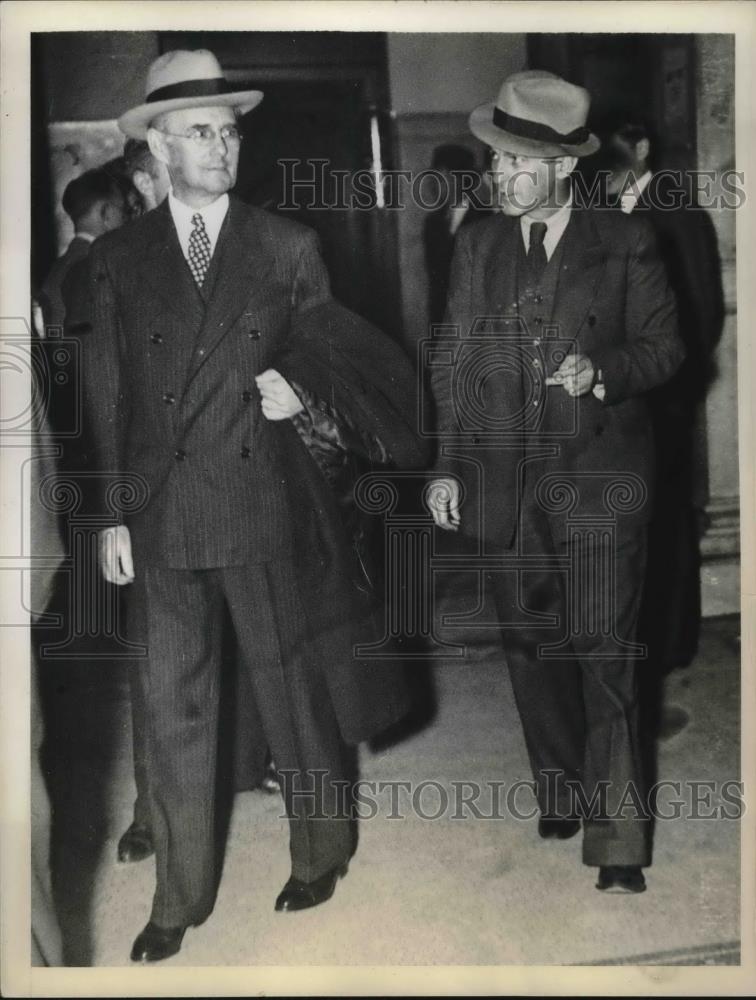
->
<box><xmin>157</xmin><ymin>124</ymin><xmax>244</xmax><ymax>146</ymax></box>
<box><xmin>487</xmin><ymin>149</ymin><xmax>562</xmax><ymax>166</ymax></box>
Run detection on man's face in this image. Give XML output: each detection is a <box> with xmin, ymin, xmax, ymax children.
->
<box><xmin>606</xmin><ymin>136</ymin><xmax>643</xmax><ymax>196</ymax></box>
<box><xmin>488</xmin><ymin>149</ymin><xmax>572</xmax><ymax>217</ymax></box>
<box><xmin>150</xmin><ymin>105</ymin><xmax>241</xmax><ymax>203</ymax></box>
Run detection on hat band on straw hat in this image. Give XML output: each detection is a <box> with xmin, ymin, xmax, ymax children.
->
<box><xmin>146</xmin><ymin>77</ymin><xmax>234</xmax><ymax>104</ymax></box>
<box><xmin>492</xmin><ymin>108</ymin><xmax>590</xmax><ymax>146</ymax></box>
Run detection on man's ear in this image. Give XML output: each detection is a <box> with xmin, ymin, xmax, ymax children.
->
<box><xmin>556</xmin><ymin>155</ymin><xmax>578</xmax><ymax>179</ymax></box>
<box><xmin>146</xmin><ymin>127</ymin><xmax>170</xmax><ymax>168</ymax></box>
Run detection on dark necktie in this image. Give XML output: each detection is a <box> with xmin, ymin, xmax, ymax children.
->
<box><xmin>188</xmin><ymin>212</ymin><xmax>212</xmax><ymax>287</ymax></box>
<box><xmin>526</xmin><ymin>221</ymin><xmax>548</xmax><ymax>284</ymax></box>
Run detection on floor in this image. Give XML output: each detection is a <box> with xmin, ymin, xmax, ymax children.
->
<box><xmin>36</xmin><ymin>599</ymin><xmax>741</xmax><ymax>968</ymax></box>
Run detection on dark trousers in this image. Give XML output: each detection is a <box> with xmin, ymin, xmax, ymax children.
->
<box><xmin>128</xmin><ymin>630</ymin><xmax>271</xmax><ymax>829</ymax></box>
<box><xmin>491</xmin><ymin>506</ymin><xmax>650</xmax><ymax>868</ymax></box>
<box><xmin>127</xmin><ymin>558</ymin><xmax>353</xmax><ymax>928</ymax></box>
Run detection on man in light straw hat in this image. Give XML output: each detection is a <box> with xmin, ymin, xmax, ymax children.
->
<box><xmin>80</xmin><ymin>48</ymin><xmax>423</xmax><ymax>961</ymax></box>
<box><xmin>428</xmin><ymin>71</ymin><xmax>685</xmax><ymax>893</ymax></box>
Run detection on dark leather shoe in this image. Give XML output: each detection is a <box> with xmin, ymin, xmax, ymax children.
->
<box><xmin>130</xmin><ymin>921</ymin><xmax>188</xmax><ymax>962</ymax></box>
<box><xmin>538</xmin><ymin>816</ymin><xmax>581</xmax><ymax>840</ymax></box>
<box><xmin>596</xmin><ymin>865</ymin><xmax>646</xmax><ymax>894</ymax></box>
<box><xmin>274</xmin><ymin>861</ymin><xmax>348</xmax><ymax>912</ymax></box>
<box><xmin>117</xmin><ymin>822</ymin><xmax>154</xmax><ymax>863</ymax></box>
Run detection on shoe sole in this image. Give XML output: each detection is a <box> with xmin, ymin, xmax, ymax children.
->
<box><xmin>596</xmin><ymin>882</ymin><xmax>647</xmax><ymax>894</ymax></box>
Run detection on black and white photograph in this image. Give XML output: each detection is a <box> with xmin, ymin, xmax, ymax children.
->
<box><xmin>1</xmin><ymin>1</ymin><xmax>754</xmax><ymax>995</ymax></box>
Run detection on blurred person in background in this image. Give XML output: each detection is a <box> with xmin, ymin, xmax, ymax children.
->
<box><xmin>424</xmin><ymin>143</ymin><xmax>492</xmax><ymax>326</ymax></box>
<box><xmin>604</xmin><ymin>117</ymin><xmax>724</xmax><ymax>738</ymax></box>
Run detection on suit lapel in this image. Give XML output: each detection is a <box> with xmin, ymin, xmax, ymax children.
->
<box><xmin>139</xmin><ymin>202</ymin><xmax>205</xmax><ymax>335</ymax></box>
<box><xmin>188</xmin><ymin>198</ymin><xmax>274</xmax><ymax>375</ymax></box>
<box><xmin>483</xmin><ymin>214</ymin><xmax>520</xmax><ymax>329</ymax></box>
<box><xmin>550</xmin><ymin>209</ymin><xmax>606</xmax><ymax>343</ymax></box>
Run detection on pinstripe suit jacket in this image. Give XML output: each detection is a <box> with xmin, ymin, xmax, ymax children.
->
<box><xmin>79</xmin><ymin>196</ymin><xmax>422</xmax><ymax>742</ymax></box>
<box><xmin>82</xmin><ymin>196</ymin><xmax>334</xmax><ymax>569</ymax></box>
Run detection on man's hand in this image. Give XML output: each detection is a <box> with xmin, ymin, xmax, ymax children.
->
<box><xmin>426</xmin><ymin>478</ymin><xmax>461</xmax><ymax>531</ymax></box>
<box><xmin>99</xmin><ymin>525</ymin><xmax>134</xmax><ymax>585</ymax></box>
<box><xmin>546</xmin><ymin>352</ymin><xmax>595</xmax><ymax>396</ymax></box>
<box><xmin>255</xmin><ymin>369</ymin><xmax>305</xmax><ymax>421</ymax></box>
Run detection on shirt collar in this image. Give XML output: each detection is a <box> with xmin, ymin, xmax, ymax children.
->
<box><xmin>73</xmin><ymin>231</ymin><xmax>96</xmax><ymax>244</ymax></box>
<box><xmin>520</xmin><ymin>194</ymin><xmax>572</xmax><ymax>258</ymax></box>
<box><xmin>620</xmin><ymin>170</ymin><xmax>652</xmax><ymax>213</ymax></box>
<box><xmin>168</xmin><ymin>189</ymin><xmax>230</xmax><ymax>255</ymax></box>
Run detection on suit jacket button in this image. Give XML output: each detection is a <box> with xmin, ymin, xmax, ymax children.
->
<box><xmin>150</xmin><ymin>333</ymin><xmax>163</xmax><ymax>344</ymax></box>
<box><xmin>595</xmin><ymin>425</ymin><xmax>604</xmax><ymax>436</ymax></box>
<box><xmin>240</xmin><ymin>446</ymin><xmax>251</xmax><ymax>458</ymax></box>
<box><xmin>242</xmin><ymin>390</ymin><xmax>252</xmax><ymax>402</ymax></box>
<box><xmin>175</xmin><ymin>449</ymin><xmax>186</xmax><ymax>461</ymax></box>
<box><xmin>588</xmin><ymin>315</ymin><xmax>597</xmax><ymax>326</ymax></box>
<box><xmin>163</xmin><ymin>392</ymin><xmax>175</xmax><ymax>404</ymax></box>
<box><xmin>534</xmin><ymin>316</ymin><xmax>543</xmax><ymax>325</ymax></box>
<box><xmin>247</xmin><ymin>329</ymin><xmax>260</xmax><ymax>340</ymax></box>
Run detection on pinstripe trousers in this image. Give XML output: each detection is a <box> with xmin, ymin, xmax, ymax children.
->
<box><xmin>126</xmin><ymin>557</ymin><xmax>353</xmax><ymax>928</ymax></box>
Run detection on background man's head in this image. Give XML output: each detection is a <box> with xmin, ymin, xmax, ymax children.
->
<box><xmin>146</xmin><ymin>105</ymin><xmax>242</xmax><ymax>207</ymax></box>
<box><xmin>431</xmin><ymin>144</ymin><xmax>477</xmax><ymax>182</ymax></box>
<box><xmin>603</xmin><ymin>119</ymin><xmax>654</xmax><ymax>196</ymax></box>
<box><xmin>61</xmin><ymin>168</ymin><xmax>129</xmax><ymax>238</ymax></box>
<box><xmin>123</xmin><ymin>138</ymin><xmax>171</xmax><ymax>211</ymax></box>
<box><xmin>430</xmin><ymin>144</ymin><xmax>480</xmax><ymax>207</ymax></box>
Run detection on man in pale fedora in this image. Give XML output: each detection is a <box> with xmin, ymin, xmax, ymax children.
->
<box><xmin>80</xmin><ymin>48</ymin><xmax>423</xmax><ymax>961</ymax></box>
<box><xmin>428</xmin><ymin>71</ymin><xmax>684</xmax><ymax>893</ymax></box>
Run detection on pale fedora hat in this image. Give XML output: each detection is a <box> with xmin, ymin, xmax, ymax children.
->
<box><xmin>470</xmin><ymin>70</ymin><xmax>600</xmax><ymax>158</ymax></box>
<box><xmin>118</xmin><ymin>49</ymin><xmax>263</xmax><ymax>140</ymax></box>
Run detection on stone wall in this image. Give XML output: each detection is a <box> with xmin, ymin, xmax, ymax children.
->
<box><xmin>695</xmin><ymin>34</ymin><xmax>739</xmax><ymax>616</ymax></box>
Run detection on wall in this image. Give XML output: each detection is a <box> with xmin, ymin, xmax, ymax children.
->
<box><xmin>386</xmin><ymin>33</ymin><xmax>527</xmax><ymax>344</ymax></box>
<box><xmin>34</xmin><ymin>32</ymin><xmax>159</xmax><ymax>121</ymax></box>
<box><xmin>32</xmin><ymin>32</ymin><xmax>160</xmax><ymax>273</ymax></box>
<box><xmin>695</xmin><ymin>34</ymin><xmax>740</xmax><ymax>616</ymax></box>
<box><xmin>388</xmin><ymin>33</ymin><xmax>526</xmax><ymax>114</ymax></box>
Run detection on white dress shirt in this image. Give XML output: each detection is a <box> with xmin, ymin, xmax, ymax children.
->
<box><xmin>168</xmin><ymin>190</ymin><xmax>229</xmax><ymax>260</ymax></box>
<box><xmin>620</xmin><ymin>170</ymin><xmax>652</xmax><ymax>214</ymax></box>
<box><xmin>520</xmin><ymin>197</ymin><xmax>572</xmax><ymax>260</ymax></box>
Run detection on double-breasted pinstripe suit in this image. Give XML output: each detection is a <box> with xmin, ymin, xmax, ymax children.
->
<box><xmin>81</xmin><ymin>196</ymin><xmax>416</xmax><ymax>926</ymax></box>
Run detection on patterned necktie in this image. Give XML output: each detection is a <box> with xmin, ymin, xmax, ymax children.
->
<box><xmin>187</xmin><ymin>212</ymin><xmax>212</xmax><ymax>287</ymax></box>
<box><xmin>526</xmin><ymin>221</ymin><xmax>548</xmax><ymax>283</ymax></box>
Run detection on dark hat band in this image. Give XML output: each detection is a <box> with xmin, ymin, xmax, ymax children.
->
<box><xmin>492</xmin><ymin>107</ymin><xmax>589</xmax><ymax>146</ymax></box>
<box><xmin>146</xmin><ymin>77</ymin><xmax>233</xmax><ymax>104</ymax></box>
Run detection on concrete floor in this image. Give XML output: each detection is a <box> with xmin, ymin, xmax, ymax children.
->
<box><xmin>37</xmin><ymin>614</ymin><xmax>741</xmax><ymax>968</ymax></box>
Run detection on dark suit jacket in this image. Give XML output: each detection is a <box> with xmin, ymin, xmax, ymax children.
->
<box><xmin>39</xmin><ymin>235</ymin><xmax>91</xmax><ymax>330</ymax></box>
<box><xmin>79</xmin><ymin>195</ymin><xmax>423</xmax><ymax>743</ymax></box>
<box><xmin>432</xmin><ymin>207</ymin><xmax>685</xmax><ymax>548</ymax></box>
